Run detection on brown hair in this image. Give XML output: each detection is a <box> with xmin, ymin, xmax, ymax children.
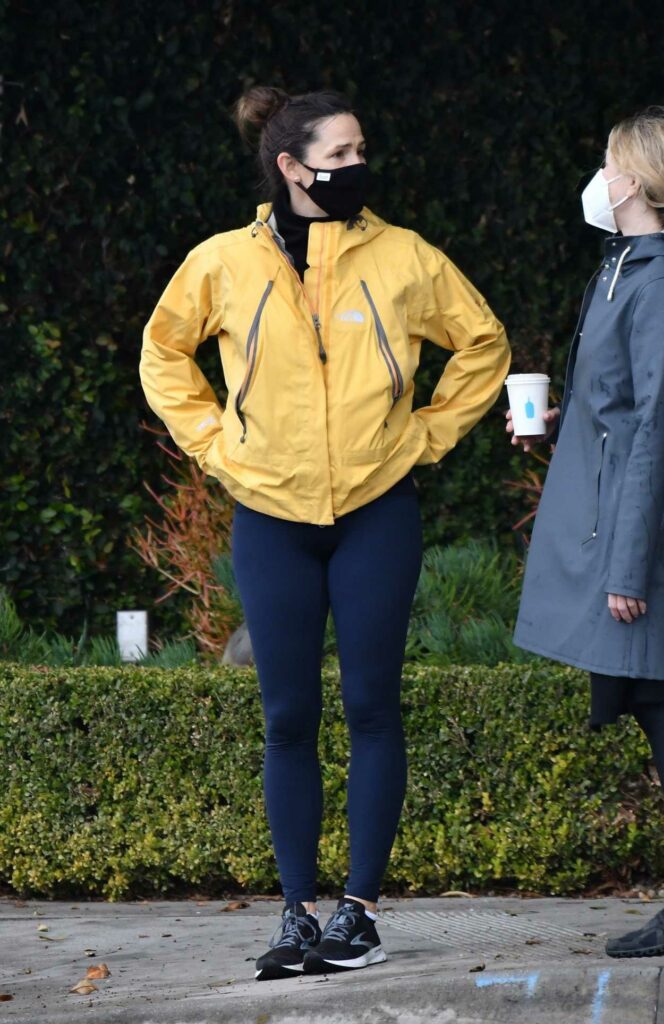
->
<box><xmin>609</xmin><ymin>106</ymin><xmax>664</xmax><ymax>226</ymax></box>
<box><xmin>234</xmin><ymin>86</ymin><xmax>354</xmax><ymax>197</ymax></box>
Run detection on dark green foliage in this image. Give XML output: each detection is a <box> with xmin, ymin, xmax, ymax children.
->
<box><xmin>3</xmin><ymin>1</ymin><xmax>663</xmax><ymax>630</ymax></box>
<box><xmin>0</xmin><ymin>661</ymin><xmax>661</xmax><ymax>898</ymax></box>
<box><xmin>406</xmin><ymin>540</ymin><xmax>528</xmax><ymax>665</ymax></box>
<box><xmin>0</xmin><ymin>587</ymin><xmax>197</xmax><ymax>668</ymax></box>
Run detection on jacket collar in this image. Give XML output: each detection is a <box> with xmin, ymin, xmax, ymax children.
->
<box><xmin>251</xmin><ymin>202</ymin><xmax>387</xmax><ymax>258</ymax></box>
<box><xmin>604</xmin><ymin>230</ymin><xmax>664</xmax><ymax>263</ymax></box>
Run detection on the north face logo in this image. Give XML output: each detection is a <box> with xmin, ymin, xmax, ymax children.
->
<box><xmin>337</xmin><ymin>309</ymin><xmax>365</xmax><ymax>323</ymax></box>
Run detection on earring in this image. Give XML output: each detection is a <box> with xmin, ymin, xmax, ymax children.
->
<box><xmin>294</xmin><ymin>177</ymin><xmax>301</xmax><ymax>183</ymax></box>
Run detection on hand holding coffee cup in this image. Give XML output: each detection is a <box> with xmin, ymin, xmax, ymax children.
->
<box><xmin>504</xmin><ymin>373</ymin><xmax>559</xmax><ymax>452</ymax></box>
<box><xmin>506</xmin><ymin>407</ymin><xmax>560</xmax><ymax>452</ymax></box>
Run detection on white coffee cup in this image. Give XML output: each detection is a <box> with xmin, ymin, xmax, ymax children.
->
<box><xmin>505</xmin><ymin>373</ymin><xmax>551</xmax><ymax>436</ymax></box>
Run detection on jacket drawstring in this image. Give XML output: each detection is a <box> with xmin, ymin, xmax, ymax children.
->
<box><xmin>607</xmin><ymin>246</ymin><xmax>631</xmax><ymax>301</ymax></box>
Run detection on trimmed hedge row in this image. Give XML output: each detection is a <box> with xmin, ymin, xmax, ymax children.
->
<box><xmin>0</xmin><ymin>661</ymin><xmax>662</xmax><ymax>899</ymax></box>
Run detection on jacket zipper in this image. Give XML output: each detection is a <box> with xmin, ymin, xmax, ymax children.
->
<box><xmin>559</xmin><ymin>266</ymin><xmax>601</xmax><ymax>424</ymax></box>
<box><xmin>261</xmin><ymin>223</ymin><xmax>328</xmax><ymax>363</ymax></box>
<box><xmin>360</xmin><ymin>280</ymin><xmax>404</xmax><ymax>404</ymax></box>
<box><xmin>235</xmin><ymin>280</ymin><xmax>274</xmax><ymax>442</ymax></box>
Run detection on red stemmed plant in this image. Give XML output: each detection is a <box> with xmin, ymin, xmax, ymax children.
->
<box><xmin>131</xmin><ymin>422</ymin><xmax>238</xmax><ymax>657</ymax></box>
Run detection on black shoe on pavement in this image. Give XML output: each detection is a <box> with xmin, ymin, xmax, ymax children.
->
<box><xmin>606</xmin><ymin>907</ymin><xmax>664</xmax><ymax>958</ymax></box>
<box><xmin>255</xmin><ymin>901</ymin><xmax>322</xmax><ymax>981</ymax></box>
<box><xmin>303</xmin><ymin>897</ymin><xmax>387</xmax><ymax>973</ymax></box>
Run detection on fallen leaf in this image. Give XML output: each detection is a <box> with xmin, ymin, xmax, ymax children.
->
<box><xmin>208</xmin><ymin>979</ymin><xmax>235</xmax><ymax>987</ymax></box>
<box><xmin>86</xmin><ymin>964</ymin><xmax>110</xmax><ymax>980</ymax></box>
<box><xmin>161</xmin><ymin>933</ymin><xmax>173</xmax><ymax>938</ymax></box>
<box><xmin>70</xmin><ymin>980</ymin><xmax>98</xmax><ymax>995</ymax></box>
<box><xmin>84</xmin><ymin>950</ymin><xmax>97</xmax><ymax>957</ymax></box>
<box><xmin>37</xmin><ymin>924</ymin><xmax>49</xmax><ymax>932</ymax></box>
<box><xmin>14</xmin><ymin>900</ymin><xmax>27</xmax><ymax>908</ymax></box>
<box><xmin>583</xmin><ymin>932</ymin><xmax>597</xmax><ymax>938</ymax></box>
<box><xmin>39</xmin><ymin>935</ymin><xmax>65</xmax><ymax>942</ymax></box>
<box><xmin>525</xmin><ymin>938</ymin><xmax>542</xmax><ymax>945</ymax></box>
<box><xmin>0</xmin><ymin>994</ymin><xmax>14</xmax><ymax>1002</ymax></box>
<box><xmin>220</xmin><ymin>901</ymin><xmax>249</xmax><ymax>912</ymax></box>
<box><xmin>256</xmin><ymin>1014</ymin><xmax>271</xmax><ymax>1024</ymax></box>
<box><xmin>570</xmin><ymin>948</ymin><xmax>593</xmax><ymax>955</ymax></box>
<box><xmin>469</xmin><ymin>963</ymin><xmax>486</xmax><ymax>973</ymax></box>
<box><xmin>138</xmin><ymin>934</ymin><xmax>150</xmax><ymax>938</ymax></box>
<box><xmin>439</xmin><ymin>890</ymin><xmax>473</xmax><ymax>898</ymax></box>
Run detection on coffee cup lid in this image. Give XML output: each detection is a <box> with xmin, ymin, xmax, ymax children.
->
<box><xmin>504</xmin><ymin>373</ymin><xmax>550</xmax><ymax>384</ymax></box>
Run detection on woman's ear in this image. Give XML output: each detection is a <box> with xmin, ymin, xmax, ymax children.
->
<box><xmin>276</xmin><ymin>152</ymin><xmax>302</xmax><ymax>184</ymax></box>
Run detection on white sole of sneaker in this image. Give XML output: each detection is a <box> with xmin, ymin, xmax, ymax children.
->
<box><xmin>319</xmin><ymin>945</ymin><xmax>388</xmax><ymax>970</ymax></box>
<box><xmin>255</xmin><ymin>962</ymin><xmax>304</xmax><ymax>980</ymax></box>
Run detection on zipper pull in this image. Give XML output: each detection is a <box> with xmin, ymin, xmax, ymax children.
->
<box><xmin>313</xmin><ymin>313</ymin><xmax>327</xmax><ymax>363</ymax></box>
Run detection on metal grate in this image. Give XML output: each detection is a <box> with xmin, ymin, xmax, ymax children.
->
<box><xmin>380</xmin><ymin>909</ymin><xmax>601</xmax><ymax>961</ymax></box>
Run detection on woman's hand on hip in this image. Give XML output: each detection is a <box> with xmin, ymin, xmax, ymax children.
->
<box><xmin>505</xmin><ymin>407</ymin><xmax>560</xmax><ymax>453</ymax></box>
<box><xmin>608</xmin><ymin>593</ymin><xmax>647</xmax><ymax>624</ymax></box>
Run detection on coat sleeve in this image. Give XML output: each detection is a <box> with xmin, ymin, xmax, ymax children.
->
<box><xmin>605</xmin><ymin>278</ymin><xmax>664</xmax><ymax>599</ymax></box>
<box><xmin>408</xmin><ymin>238</ymin><xmax>511</xmax><ymax>464</ymax></box>
<box><xmin>139</xmin><ymin>248</ymin><xmax>225</xmax><ymax>465</ymax></box>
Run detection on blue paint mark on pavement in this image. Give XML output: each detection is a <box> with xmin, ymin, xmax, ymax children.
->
<box><xmin>475</xmin><ymin>972</ymin><xmax>539</xmax><ymax>997</ymax></box>
<box><xmin>592</xmin><ymin>970</ymin><xmax>611</xmax><ymax>1024</ymax></box>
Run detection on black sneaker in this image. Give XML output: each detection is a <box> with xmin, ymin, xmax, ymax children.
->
<box><xmin>255</xmin><ymin>902</ymin><xmax>322</xmax><ymax>981</ymax></box>
<box><xmin>606</xmin><ymin>907</ymin><xmax>664</xmax><ymax>958</ymax></box>
<box><xmin>303</xmin><ymin>897</ymin><xmax>387</xmax><ymax>973</ymax></box>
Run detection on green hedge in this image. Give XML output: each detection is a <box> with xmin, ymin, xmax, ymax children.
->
<box><xmin>4</xmin><ymin>0</ymin><xmax>663</xmax><ymax>632</ymax></box>
<box><xmin>1</xmin><ymin>661</ymin><xmax>662</xmax><ymax>899</ymax></box>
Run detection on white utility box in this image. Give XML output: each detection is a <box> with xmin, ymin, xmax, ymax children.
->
<box><xmin>116</xmin><ymin>610</ymin><xmax>148</xmax><ymax>662</ymax></box>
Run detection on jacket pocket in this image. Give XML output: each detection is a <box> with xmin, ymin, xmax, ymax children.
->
<box><xmin>234</xmin><ymin>280</ymin><xmax>274</xmax><ymax>445</ymax></box>
<box><xmin>360</xmin><ymin>280</ymin><xmax>404</xmax><ymax>404</ymax></box>
<box><xmin>581</xmin><ymin>430</ymin><xmax>608</xmax><ymax>545</ymax></box>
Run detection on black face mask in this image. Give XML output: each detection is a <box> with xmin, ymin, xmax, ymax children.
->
<box><xmin>296</xmin><ymin>162</ymin><xmax>369</xmax><ymax>220</ymax></box>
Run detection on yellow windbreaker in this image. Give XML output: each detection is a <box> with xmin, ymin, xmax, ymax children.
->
<box><xmin>140</xmin><ymin>204</ymin><xmax>511</xmax><ymax>525</ymax></box>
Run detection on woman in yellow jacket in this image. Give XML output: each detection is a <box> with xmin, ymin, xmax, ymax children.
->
<box><xmin>140</xmin><ymin>86</ymin><xmax>510</xmax><ymax>980</ymax></box>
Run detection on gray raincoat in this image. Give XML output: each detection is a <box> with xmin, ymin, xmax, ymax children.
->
<box><xmin>514</xmin><ymin>231</ymin><xmax>664</xmax><ymax>678</ymax></box>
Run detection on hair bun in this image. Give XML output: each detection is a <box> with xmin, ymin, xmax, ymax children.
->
<box><xmin>234</xmin><ymin>86</ymin><xmax>290</xmax><ymax>143</ymax></box>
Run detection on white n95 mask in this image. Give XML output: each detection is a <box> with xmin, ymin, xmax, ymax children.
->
<box><xmin>581</xmin><ymin>168</ymin><xmax>630</xmax><ymax>233</ymax></box>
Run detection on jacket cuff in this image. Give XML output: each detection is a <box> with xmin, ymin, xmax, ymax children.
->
<box><xmin>604</xmin><ymin>583</ymin><xmax>648</xmax><ymax>600</ymax></box>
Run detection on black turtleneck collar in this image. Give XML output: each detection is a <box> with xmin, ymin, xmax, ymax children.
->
<box><xmin>271</xmin><ymin>187</ymin><xmax>336</xmax><ymax>280</ymax></box>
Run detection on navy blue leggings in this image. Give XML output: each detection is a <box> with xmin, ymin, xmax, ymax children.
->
<box><xmin>231</xmin><ymin>475</ymin><xmax>422</xmax><ymax>904</ymax></box>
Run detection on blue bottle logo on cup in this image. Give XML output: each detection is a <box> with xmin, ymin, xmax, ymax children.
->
<box><xmin>525</xmin><ymin>398</ymin><xmax>535</xmax><ymax>420</ymax></box>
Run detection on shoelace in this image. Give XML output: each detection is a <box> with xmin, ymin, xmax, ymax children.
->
<box><xmin>269</xmin><ymin>909</ymin><xmax>318</xmax><ymax>950</ymax></box>
<box><xmin>321</xmin><ymin>906</ymin><xmax>361</xmax><ymax>942</ymax></box>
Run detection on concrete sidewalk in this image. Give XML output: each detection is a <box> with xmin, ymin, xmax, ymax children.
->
<box><xmin>1</xmin><ymin>894</ymin><xmax>663</xmax><ymax>1023</ymax></box>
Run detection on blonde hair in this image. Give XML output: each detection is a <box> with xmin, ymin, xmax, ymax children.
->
<box><xmin>609</xmin><ymin>106</ymin><xmax>664</xmax><ymax>225</ymax></box>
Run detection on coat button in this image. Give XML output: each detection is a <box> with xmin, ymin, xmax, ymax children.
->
<box><xmin>602</xmin><ymin>276</ymin><xmax>608</xmax><ymax>281</ymax></box>
<box><xmin>592</xmin><ymin>531</ymin><xmax>597</xmax><ymax>538</ymax></box>
<box><xmin>603</xmin><ymin>431</ymin><xmax>608</xmax><ymax>438</ymax></box>
<box><xmin>611</xmin><ymin>256</ymin><xmax>617</xmax><ymax>262</ymax></box>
